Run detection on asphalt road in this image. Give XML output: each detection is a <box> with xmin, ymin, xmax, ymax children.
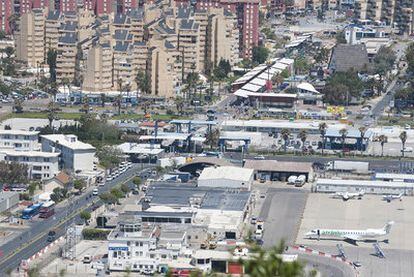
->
<box><xmin>260</xmin><ymin>187</ymin><xmax>308</xmax><ymax>247</ymax></box>
<box><xmin>0</xmin><ymin>164</ymin><xmax>153</xmax><ymax>274</ymax></box>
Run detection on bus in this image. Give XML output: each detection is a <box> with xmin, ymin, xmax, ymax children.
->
<box><xmin>21</xmin><ymin>203</ymin><xmax>43</xmax><ymax>219</ymax></box>
<box><xmin>39</xmin><ymin>201</ymin><xmax>55</xmax><ymax>219</ymax></box>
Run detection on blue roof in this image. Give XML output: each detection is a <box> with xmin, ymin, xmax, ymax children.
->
<box><xmin>325</xmin><ymin>128</ymin><xmax>373</xmax><ymax>139</ymax></box>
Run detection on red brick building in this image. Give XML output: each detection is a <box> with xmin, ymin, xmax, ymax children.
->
<box><xmin>0</xmin><ymin>0</ymin><xmax>13</xmax><ymax>34</ymax></box>
<box><xmin>85</xmin><ymin>0</ymin><xmax>113</xmax><ymax>15</ymax></box>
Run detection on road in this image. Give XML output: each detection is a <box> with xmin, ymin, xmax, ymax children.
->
<box><xmin>0</xmin><ymin>164</ymin><xmax>153</xmax><ymax>275</ymax></box>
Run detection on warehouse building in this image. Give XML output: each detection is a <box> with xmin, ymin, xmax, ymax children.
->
<box><xmin>374</xmin><ymin>173</ymin><xmax>414</xmax><ymax>183</ymax></box>
<box><xmin>244</xmin><ymin>159</ymin><xmax>314</xmax><ymax>182</ymax></box>
<box><xmin>198</xmin><ymin>166</ymin><xmax>254</xmax><ymax>190</ymax></box>
<box><xmin>314</xmin><ymin>178</ymin><xmax>414</xmax><ymax>195</ymax></box>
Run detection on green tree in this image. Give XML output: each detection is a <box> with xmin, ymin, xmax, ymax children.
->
<box><xmin>373</xmin><ymin>46</ymin><xmax>396</xmax><ymax>91</ymax></box>
<box><xmin>241</xmin><ymin>240</ymin><xmax>303</xmax><ymax>277</ymax></box>
<box><xmin>135</xmin><ymin>69</ymin><xmax>150</xmax><ymax>95</ymax></box>
<box><xmin>314</xmin><ymin>47</ymin><xmax>329</xmax><ymax>64</ymax></box>
<box><xmin>405</xmin><ymin>42</ymin><xmax>414</xmax><ymax>74</ymax></box>
<box><xmin>358</xmin><ymin>126</ymin><xmax>366</xmax><ymax>155</ymax></box>
<box><xmin>120</xmin><ymin>183</ymin><xmax>130</xmax><ymax>194</ymax></box>
<box><xmin>319</xmin><ymin>122</ymin><xmax>327</xmax><ymax>155</ymax></box>
<box><xmin>252</xmin><ymin>46</ymin><xmax>269</xmax><ymax>65</ymax></box>
<box><xmin>80</xmin><ymin>210</ymin><xmax>91</xmax><ymax>225</ymax></box>
<box><xmin>99</xmin><ymin>192</ymin><xmax>118</xmax><ymax>205</ymax></box>
<box><xmin>298</xmin><ymin>130</ymin><xmax>307</xmax><ymax>152</ymax></box>
<box><xmin>47</xmin><ymin>49</ymin><xmax>57</xmax><ymax>82</ymax></box>
<box><xmin>27</xmin><ymin>266</ymin><xmax>40</xmax><ymax>277</ymax></box>
<box><xmin>339</xmin><ymin>128</ymin><xmax>348</xmax><ymax>155</ymax></box>
<box><xmin>13</xmin><ymin>98</ymin><xmax>23</xmax><ymax>113</ymax></box>
<box><xmin>281</xmin><ymin>128</ymin><xmax>291</xmax><ymax>152</ymax></box>
<box><xmin>110</xmin><ymin>187</ymin><xmax>124</xmax><ymax>199</ymax></box>
<box><xmin>73</xmin><ymin>179</ymin><xmax>86</xmax><ymax>193</ymax></box>
<box><xmin>47</xmin><ymin>101</ymin><xmax>59</xmax><ymax>129</ymax></box>
<box><xmin>132</xmin><ymin>177</ymin><xmax>142</xmax><ymax>186</ymax></box>
<box><xmin>0</xmin><ymin>161</ymin><xmax>28</xmax><ymax>184</ymax></box>
<box><xmin>97</xmin><ymin>146</ymin><xmax>122</xmax><ymax>169</ymax></box>
<box><xmin>379</xmin><ymin>134</ymin><xmax>388</xmax><ymax>157</ymax></box>
<box><xmin>205</xmin><ymin>128</ymin><xmax>220</xmax><ymax>149</ymax></box>
<box><xmin>335</xmin><ymin>30</ymin><xmax>347</xmax><ymax>44</ymax></box>
<box><xmin>400</xmin><ymin>131</ymin><xmax>407</xmax><ymax>157</ymax></box>
<box><xmin>323</xmin><ymin>70</ymin><xmax>364</xmax><ymax>105</ymax></box>
<box><xmin>294</xmin><ymin>57</ymin><xmax>310</xmax><ymax>75</ymax></box>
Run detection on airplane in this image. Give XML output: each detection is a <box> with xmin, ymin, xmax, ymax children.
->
<box><xmin>382</xmin><ymin>193</ymin><xmax>403</xmax><ymax>203</ymax></box>
<box><xmin>305</xmin><ymin>221</ymin><xmax>394</xmax><ymax>242</ymax></box>
<box><xmin>333</xmin><ymin>190</ymin><xmax>365</xmax><ymax>201</ymax></box>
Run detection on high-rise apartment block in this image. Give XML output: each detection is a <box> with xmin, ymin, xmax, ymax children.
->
<box><xmin>0</xmin><ymin>0</ymin><xmax>13</xmax><ymax>34</ymax></box>
<box><xmin>355</xmin><ymin>0</ymin><xmax>414</xmax><ymax>34</ymax></box>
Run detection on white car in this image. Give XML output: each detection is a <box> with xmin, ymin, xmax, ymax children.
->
<box><xmin>92</xmin><ymin>188</ymin><xmax>99</xmax><ymax>196</ymax></box>
<box><xmin>106</xmin><ymin>176</ymin><xmax>113</xmax><ymax>181</ymax></box>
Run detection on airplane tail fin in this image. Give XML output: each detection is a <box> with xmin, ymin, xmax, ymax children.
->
<box><xmin>383</xmin><ymin>221</ymin><xmax>394</xmax><ymax>234</ymax></box>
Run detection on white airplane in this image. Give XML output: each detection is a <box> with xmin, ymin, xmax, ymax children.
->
<box><xmin>383</xmin><ymin>193</ymin><xmax>403</xmax><ymax>203</ymax></box>
<box><xmin>333</xmin><ymin>190</ymin><xmax>365</xmax><ymax>201</ymax></box>
<box><xmin>305</xmin><ymin>221</ymin><xmax>394</xmax><ymax>242</ymax></box>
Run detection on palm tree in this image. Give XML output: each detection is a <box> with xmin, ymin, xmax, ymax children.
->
<box><xmin>281</xmin><ymin>128</ymin><xmax>291</xmax><ymax>152</ymax></box>
<box><xmin>100</xmin><ymin>93</ymin><xmax>106</xmax><ymax>107</ymax></box>
<box><xmin>358</xmin><ymin>126</ymin><xmax>366</xmax><ymax>155</ymax></box>
<box><xmin>339</xmin><ymin>128</ymin><xmax>348</xmax><ymax>155</ymax></box>
<box><xmin>298</xmin><ymin>130</ymin><xmax>307</xmax><ymax>153</ymax></box>
<box><xmin>47</xmin><ymin>101</ymin><xmax>59</xmax><ymax>129</ymax></box>
<box><xmin>117</xmin><ymin>78</ymin><xmax>123</xmax><ymax>115</ymax></box>
<box><xmin>240</xmin><ymin>240</ymin><xmax>303</xmax><ymax>277</ymax></box>
<box><xmin>319</xmin><ymin>122</ymin><xmax>327</xmax><ymax>155</ymax></box>
<box><xmin>400</xmin><ymin>131</ymin><xmax>407</xmax><ymax>157</ymax></box>
<box><xmin>205</xmin><ymin>128</ymin><xmax>220</xmax><ymax>149</ymax></box>
<box><xmin>378</xmin><ymin>135</ymin><xmax>388</xmax><ymax>157</ymax></box>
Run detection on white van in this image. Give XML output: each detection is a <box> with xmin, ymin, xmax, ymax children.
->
<box><xmin>294</xmin><ymin>175</ymin><xmax>306</xmax><ymax>187</ymax></box>
<box><xmin>287</xmin><ymin>175</ymin><xmax>297</xmax><ymax>185</ymax></box>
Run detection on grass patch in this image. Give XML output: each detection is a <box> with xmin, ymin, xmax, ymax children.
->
<box><xmin>378</xmin><ymin>116</ymin><xmax>413</xmax><ymax>127</ymax></box>
<box><xmin>112</xmin><ymin>113</ymin><xmax>189</xmax><ymax>121</ymax></box>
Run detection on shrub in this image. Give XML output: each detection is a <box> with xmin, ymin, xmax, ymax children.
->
<box><xmin>82</xmin><ymin>228</ymin><xmax>111</xmax><ymax>240</ymax></box>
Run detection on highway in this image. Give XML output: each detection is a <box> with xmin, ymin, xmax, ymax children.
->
<box><xmin>0</xmin><ymin>164</ymin><xmax>153</xmax><ymax>275</ymax></box>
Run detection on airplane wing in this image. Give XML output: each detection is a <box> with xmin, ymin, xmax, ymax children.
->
<box><xmin>343</xmin><ymin>234</ymin><xmax>360</xmax><ymax>241</ymax></box>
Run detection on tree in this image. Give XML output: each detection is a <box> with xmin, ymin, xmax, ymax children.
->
<box><xmin>132</xmin><ymin>177</ymin><xmax>142</xmax><ymax>187</ymax></box>
<box><xmin>0</xmin><ymin>161</ymin><xmax>28</xmax><ymax>184</ymax></box>
<box><xmin>73</xmin><ymin>179</ymin><xmax>86</xmax><ymax>193</ymax></box>
<box><xmin>120</xmin><ymin>183</ymin><xmax>130</xmax><ymax>194</ymax></box>
<box><xmin>378</xmin><ymin>135</ymin><xmax>388</xmax><ymax>157</ymax></box>
<box><xmin>358</xmin><ymin>126</ymin><xmax>366</xmax><ymax>155</ymax></box>
<box><xmin>47</xmin><ymin>101</ymin><xmax>59</xmax><ymax>129</ymax></box>
<box><xmin>314</xmin><ymin>47</ymin><xmax>330</xmax><ymax>64</ymax></box>
<box><xmin>252</xmin><ymin>46</ymin><xmax>269</xmax><ymax>65</ymax></box>
<box><xmin>323</xmin><ymin>70</ymin><xmax>364</xmax><ymax>105</ymax></box>
<box><xmin>400</xmin><ymin>131</ymin><xmax>407</xmax><ymax>157</ymax></box>
<box><xmin>135</xmin><ymin>69</ymin><xmax>150</xmax><ymax>95</ymax></box>
<box><xmin>97</xmin><ymin>146</ymin><xmax>123</xmax><ymax>169</ymax></box>
<box><xmin>405</xmin><ymin>42</ymin><xmax>414</xmax><ymax>74</ymax></box>
<box><xmin>294</xmin><ymin>57</ymin><xmax>310</xmax><ymax>75</ymax></box>
<box><xmin>335</xmin><ymin>30</ymin><xmax>347</xmax><ymax>44</ymax></box>
<box><xmin>205</xmin><ymin>128</ymin><xmax>220</xmax><ymax>149</ymax></box>
<box><xmin>281</xmin><ymin>128</ymin><xmax>291</xmax><ymax>152</ymax></box>
<box><xmin>175</xmin><ymin>96</ymin><xmax>185</xmax><ymax>113</ymax></box>
<box><xmin>339</xmin><ymin>128</ymin><xmax>348</xmax><ymax>155</ymax></box>
<box><xmin>47</xmin><ymin>49</ymin><xmax>57</xmax><ymax>82</ymax></box>
<box><xmin>100</xmin><ymin>93</ymin><xmax>106</xmax><ymax>108</ymax></box>
<box><xmin>214</xmin><ymin>59</ymin><xmax>232</xmax><ymax>80</ymax></box>
<box><xmin>298</xmin><ymin>130</ymin><xmax>307</xmax><ymax>153</ymax></box>
<box><xmin>80</xmin><ymin>210</ymin><xmax>91</xmax><ymax>225</ymax></box>
<box><xmin>319</xmin><ymin>122</ymin><xmax>327</xmax><ymax>155</ymax></box>
<box><xmin>99</xmin><ymin>192</ymin><xmax>118</xmax><ymax>205</ymax></box>
<box><xmin>373</xmin><ymin>46</ymin><xmax>396</xmax><ymax>91</ymax></box>
<box><xmin>185</xmin><ymin>72</ymin><xmax>199</xmax><ymax>93</ymax></box>
<box><xmin>240</xmin><ymin>240</ymin><xmax>303</xmax><ymax>277</ymax></box>
<box><xmin>13</xmin><ymin>98</ymin><xmax>23</xmax><ymax>113</ymax></box>
<box><xmin>110</xmin><ymin>187</ymin><xmax>124</xmax><ymax>199</ymax></box>
<box><xmin>27</xmin><ymin>266</ymin><xmax>40</xmax><ymax>277</ymax></box>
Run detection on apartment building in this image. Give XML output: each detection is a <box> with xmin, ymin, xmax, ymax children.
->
<box><xmin>0</xmin><ymin>150</ymin><xmax>60</xmax><ymax>181</ymax></box>
<box><xmin>118</xmin><ymin>0</ymin><xmax>139</xmax><ymax>13</ymax></box>
<box><xmin>108</xmin><ymin>216</ymin><xmax>189</xmax><ymax>273</ymax></box>
<box><xmin>82</xmin><ymin>42</ymin><xmax>113</xmax><ymax>92</ymax></box>
<box><xmin>54</xmin><ymin>0</ymin><xmax>77</xmax><ymax>13</ymax></box>
<box><xmin>113</xmin><ymin>41</ymin><xmax>134</xmax><ymax>90</ymax></box>
<box><xmin>85</xmin><ymin>0</ymin><xmax>113</xmax><ymax>15</ymax></box>
<box><xmin>129</xmin><ymin>8</ymin><xmax>145</xmax><ymax>42</ymax></box>
<box><xmin>355</xmin><ymin>0</ymin><xmax>414</xmax><ymax>34</ymax></box>
<box><xmin>56</xmin><ymin>33</ymin><xmax>77</xmax><ymax>84</ymax></box>
<box><xmin>15</xmin><ymin>9</ymin><xmax>45</xmax><ymax>67</ymax></box>
<box><xmin>40</xmin><ymin>134</ymin><xmax>96</xmax><ymax>172</ymax></box>
<box><xmin>0</xmin><ymin>0</ymin><xmax>13</xmax><ymax>34</ymax></box>
<box><xmin>45</xmin><ymin>11</ymin><xmax>63</xmax><ymax>53</ymax></box>
<box><xmin>178</xmin><ymin>19</ymin><xmax>201</xmax><ymax>75</ymax></box>
<box><xmin>196</xmin><ymin>0</ymin><xmax>259</xmax><ymax>59</ymax></box>
<box><xmin>0</xmin><ymin>130</ymin><xmax>40</xmax><ymax>151</ymax></box>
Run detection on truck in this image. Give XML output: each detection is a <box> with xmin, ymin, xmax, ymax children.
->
<box><xmin>294</xmin><ymin>175</ymin><xmax>306</xmax><ymax>187</ymax></box>
<box><xmin>325</xmin><ymin>160</ymin><xmax>369</xmax><ymax>174</ymax></box>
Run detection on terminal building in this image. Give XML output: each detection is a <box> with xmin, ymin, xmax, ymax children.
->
<box><xmin>314</xmin><ymin>178</ymin><xmax>414</xmax><ymax>195</ymax></box>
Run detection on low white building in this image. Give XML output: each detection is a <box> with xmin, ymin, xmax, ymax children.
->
<box><xmin>40</xmin><ymin>134</ymin><xmax>95</xmax><ymax>172</ymax></box>
<box><xmin>314</xmin><ymin>178</ymin><xmax>414</xmax><ymax>195</ymax></box>
<box><xmin>0</xmin><ymin>150</ymin><xmax>59</xmax><ymax>180</ymax></box>
<box><xmin>198</xmin><ymin>166</ymin><xmax>254</xmax><ymax>190</ymax></box>
<box><xmin>108</xmin><ymin>217</ymin><xmax>189</xmax><ymax>274</ymax></box>
<box><xmin>0</xmin><ymin>129</ymin><xmax>40</xmax><ymax>151</ymax></box>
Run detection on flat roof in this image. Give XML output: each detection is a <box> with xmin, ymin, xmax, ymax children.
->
<box><xmin>0</xmin><ymin>129</ymin><xmax>39</xmax><ymax>136</ymax></box>
<box><xmin>117</xmin><ymin>142</ymin><xmax>164</xmax><ymax>155</ymax></box>
<box><xmin>244</xmin><ymin>159</ymin><xmax>313</xmax><ymax>173</ymax></box>
<box><xmin>375</xmin><ymin>173</ymin><xmax>414</xmax><ymax>180</ymax></box>
<box><xmin>241</xmin><ymin>83</ymin><xmax>263</xmax><ymax>92</ymax></box>
<box><xmin>0</xmin><ymin>150</ymin><xmax>60</xmax><ymax>158</ymax></box>
<box><xmin>222</xmin><ymin>120</ymin><xmax>347</xmax><ymax>130</ymax></box>
<box><xmin>198</xmin><ymin>166</ymin><xmax>254</xmax><ymax>182</ymax></box>
<box><xmin>169</xmin><ymin>120</ymin><xmax>217</xmax><ymax>125</ymax></box>
<box><xmin>316</xmin><ymin>178</ymin><xmax>413</xmax><ymax>188</ymax></box>
<box><xmin>41</xmin><ymin>134</ymin><xmax>95</xmax><ymax>150</ymax></box>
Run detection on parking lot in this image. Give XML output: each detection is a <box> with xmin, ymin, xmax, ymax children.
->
<box><xmin>296</xmin><ymin>193</ymin><xmax>414</xmax><ymax>277</ymax></box>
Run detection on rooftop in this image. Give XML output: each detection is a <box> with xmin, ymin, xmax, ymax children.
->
<box><xmin>317</xmin><ymin>178</ymin><xmax>413</xmax><ymax>188</ymax></box>
<box><xmin>198</xmin><ymin>166</ymin><xmax>253</xmax><ymax>182</ymax></box>
<box><xmin>0</xmin><ymin>129</ymin><xmax>39</xmax><ymax>136</ymax></box>
<box><xmin>0</xmin><ymin>150</ymin><xmax>60</xmax><ymax>158</ymax></box>
<box><xmin>41</xmin><ymin>134</ymin><xmax>95</xmax><ymax>151</ymax></box>
<box><xmin>244</xmin><ymin>159</ymin><xmax>313</xmax><ymax>173</ymax></box>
